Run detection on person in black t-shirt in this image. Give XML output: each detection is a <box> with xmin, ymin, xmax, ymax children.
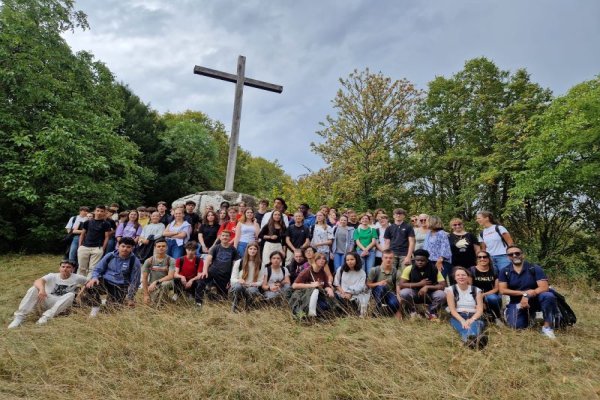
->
<box><xmin>383</xmin><ymin>208</ymin><xmax>415</xmax><ymax>269</ymax></box>
<box><xmin>198</xmin><ymin>210</ymin><xmax>219</xmax><ymax>255</ymax></box>
<box><xmin>470</xmin><ymin>250</ymin><xmax>502</xmax><ymax>324</ymax></box>
<box><xmin>184</xmin><ymin>200</ymin><xmax>201</xmax><ymax>238</ymax></box>
<box><xmin>285</xmin><ymin>212</ymin><xmax>311</xmax><ymax>264</ymax></box>
<box><xmin>197</xmin><ymin>230</ymin><xmax>240</xmax><ymax>300</ymax></box>
<box><xmin>449</xmin><ymin>218</ymin><xmax>480</xmax><ymax>270</ymax></box>
<box><xmin>255</xmin><ymin>199</ymin><xmax>269</xmax><ymax>226</ymax></box>
<box><xmin>77</xmin><ymin>205</ymin><xmax>112</xmax><ymax>278</ymax></box>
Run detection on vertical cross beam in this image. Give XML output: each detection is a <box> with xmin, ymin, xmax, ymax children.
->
<box><xmin>225</xmin><ymin>55</ymin><xmax>246</xmax><ymax>192</ymax></box>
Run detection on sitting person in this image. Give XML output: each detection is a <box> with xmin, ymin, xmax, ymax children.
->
<box><xmin>446</xmin><ymin>267</ymin><xmax>487</xmax><ymax>349</ymax></box>
<box><xmin>8</xmin><ymin>259</ymin><xmax>87</xmax><ymax>328</ymax></box>
<box><xmin>333</xmin><ymin>252</ymin><xmax>369</xmax><ymax>317</ymax></box>
<box><xmin>261</xmin><ymin>251</ymin><xmax>291</xmax><ymax>301</ymax></box>
<box><xmin>366</xmin><ymin>250</ymin><xmax>400</xmax><ymax>318</ymax></box>
<box><xmin>141</xmin><ymin>238</ymin><xmax>175</xmax><ymax>306</ymax></box>
<box><xmin>499</xmin><ymin>245</ymin><xmax>559</xmax><ymax>339</ymax></box>
<box><xmin>286</xmin><ymin>248</ymin><xmax>308</xmax><ymax>284</ymax></box>
<box><xmin>173</xmin><ymin>241</ymin><xmax>204</xmax><ymax>305</ymax></box>
<box><xmin>398</xmin><ymin>248</ymin><xmax>447</xmax><ymax>320</ymax></box>
<box><xmin>79</xmin><ymin>237</ymin><xmax>141</xmax><ymax>317</ymax></box>
<box><xmin>230</xmin><ymin>242</ymin><xmax>263</xmax><ymax>312</ymax></box>
<box><xmin>289</xmin><ymin>253</ymin><xmax>336</xmax><ymax>318</ymax></box>
<box><xmin>197</xmin><ymin>230</ymin><xmax>241</xmax><ymax>300</ymax></box>
<box><xmin>470</xmin><ymin>250</ymin><xmax>502</xmax><ymax>326</ymax></box>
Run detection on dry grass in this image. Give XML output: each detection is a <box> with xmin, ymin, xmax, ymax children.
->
<box><xmin>1</xmin><ymin>254</ymin><xmax>599</xmax><ymax>399</ymax></box>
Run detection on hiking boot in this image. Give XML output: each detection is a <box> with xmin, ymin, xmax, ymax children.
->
<box><xmin>541</xmin><ymin>326</ymin><xmax>556</xmax><ymax>339</ymax></box>
<box><xmin>36</xmin><ymin>316</ymin><xmax>50</xmax><ymax>325</ymax></box>
<box><xmin>8</xmin><ymin>317</ymin><xmax>24</xmax><ymax>329</ymax></box>
<box><xmin>465</xmin><ymin>335</ymin><xmax>477</xmax><ymax>350</ymax></box>
<box><xmin>477</xmin><ymin>334</ymin><xmax>489</xmax><ymax>350</ymax></box>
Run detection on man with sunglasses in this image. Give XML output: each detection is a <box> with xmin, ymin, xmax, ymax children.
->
<box><xmin>498</xmin><ymin>245</ymin><xmax>558</xmax><ymax>339</ymax></box>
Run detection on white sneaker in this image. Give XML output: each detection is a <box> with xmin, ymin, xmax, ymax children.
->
<box><xmin>36</xmin><ymin>316</ymin><xmax>50</xmax><ymax>325</ymax></box>
<box><xmin>495</xmin><ymin>318</ymin><xmax>504</xmax><ymax>327</ymax></box>
<box><xmin>172</xmin><ymin>294</ymin><xmax>179</xmax><ymax>302</ymax></box>
<box><xmin>541</xmin><ymin>326</ymin><xmax>556</xmax><ymax>339</ymax></box>
<box><xmin>410</xmin><ymin>312</ymin><xmax>418</xmax><ymax>320</ymax></box>
<box><xmin>8</xmin><ymin>317</ymin><xmax>24</xmax><ymax>329</ymax></box>
<box><xmin>90</xmin><ymin>306</ymin><xmax>101</xmax><ymax>318</ymax></box>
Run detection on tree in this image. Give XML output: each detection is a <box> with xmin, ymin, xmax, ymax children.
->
<box><xmin>312</xmin><ymin>69</ymin><xmax>422</xmax><ymax>210</ymax></box>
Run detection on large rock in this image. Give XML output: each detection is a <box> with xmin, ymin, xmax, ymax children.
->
<box><xmin>173</xmin><ymin>191</ymin><xmax>258</xmax><ymax>214</ymax></box>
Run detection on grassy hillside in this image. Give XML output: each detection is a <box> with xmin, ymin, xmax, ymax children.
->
<box><xmin>1</xmin><ymin>254</ymin><xmax>599</xmax><ymax>399</ymax></box>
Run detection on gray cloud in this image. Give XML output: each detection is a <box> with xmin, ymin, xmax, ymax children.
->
<box><xmin>66</xmin><ymin>0</ymin><xmax>600</xmax><ymax>180</ymax></box>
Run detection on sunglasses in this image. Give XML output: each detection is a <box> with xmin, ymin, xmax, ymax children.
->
<box><xmin>507</xmin><ymin>252</ymin><xmax>522</xmax><ymax>257</ymax></box>
<box><xmin>452</xmin><ymin>223</ymin><xmax>462</xmax><ymax>227</ymax></box>
<box><xmin>419</xmin><ymin>219</ymin><xmax>427</xmax><ymax>222</ymax></box>
<box><xmin>477</xmin><ymin>255</ymin><xmax>489</xmax><ymax>259</ymax></box>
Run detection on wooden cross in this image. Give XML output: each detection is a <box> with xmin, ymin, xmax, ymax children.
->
<box><xmin>194</xmin><ymin>55</ymin><xmax>283</xmax><ymax>192</ymax></box>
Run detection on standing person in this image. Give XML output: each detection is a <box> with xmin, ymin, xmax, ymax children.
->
<box><xmin>260</xmin><ymin>197</ymin><xmax>290</xmax><ymax>228</ymax></box>
<box><xmin>414</xmin><ymin>214</ymin><xmax>430</xmax><ymax>250</ymax></box>
<box><xmin>236</xmin><ymin>201</ymin><xmax>247</xmax><ymax>221</ymax></box>
<box><xmin>172</xmin><ymin>241</ymin><xmax>204</xmax><ymax>305</ymax></box>
<box><xmin>334</xmin><ymin>252</ymin><xmax>369</xmax><ymax>317</ymax></box>
<box><xmin>374</xmin><ymin>214</ymin><xmax>390</xmax><ymax>267</ymax></box>
<box><xmin>476</xmin><ymin>210</ymin><xmax>514</xmax><ymax>273</ymax></box>
<box><xmin>449</xmin><ymin>218</ymin><xmax>480</xmax><ymax>270</ymax></box>
<box><xmin>383</xmin><ymin>208</ymin><xmax>415</xmax><ymax>270</ymax></box>
<box><xmin>327</xmin><ymin>208</ymin><xmax>339</xmax><ymax>227</ymax></box>
<box><xmin>261</xmin><ymin>251</ymin><xmax>291</xmax><ymax>301</ymax></box>
<box><xmin>217</xmin><ymin>207</ymin><xmax>238</xmax><ymax>240</ymax></box>
<box><xmin>331</xmin><ymin>215</ymin><xmax>355</xmax><ymax>272</ymax></box>
<box><xmin>285</xmin><ymin>212</ymin><xmax>311</xmax><ymax>265</ymax></box>
<box><xmin>104</xmin><ymin>208</ymin><xmax>118</xmax><ymax>257</ymax></box>
<box><xmin>310</xmin><ymin>211</ymin><xmax>333</xmax><ymax>258</ymax></box>
<box><xmin>230</xmin><ymin>242</ymin><xmax>263</xmax><ymax>312</ymax></box>
<box><xmin>367</xmin><ymin>250</ymin><xmax>400</xmax><ymax>318</ymax></box>
<box><xmin>255</xmin><ymin>199</ymin><xmax>269</xmax><ymax>226</ymax></box>
<box><xmin>77</xmin><ymin>205</ymin><xmax>112</xmax><ymax>278</ymax></box>
<box><xmin>354</xmin><ymin>214</ymin><xmax>378</xmax><ymax>274</ymax></box>
<box><xmin>136</xmin><ymin>211</ymin><xmax>166</xmax><ymax>262</ymax></box>
<box><xmin>217</xmin><ymin>209</ymin><xmax>229</xmax><ymax>227</ymax></box>
<box><xmin>8</xmin><ymin>260</ymin><xmax>87</xmax><ymax>328</ymax></box>
<box><xmin>65</xmin><ymin>206</ymin><xmax>90</xmax><ymax>264</ymax></box>
<box><xmin>289</xmin><ymin>253</ymin><xmax>336</xmax><ymax>318</ymax></box>
<box><xmin>157</xmin><ymin>201</ymin><xmax>172</xmax><ymax>226</ymax></box>
<box><xmin>346</xmin><ymin>210</ymin><xmax>359</xmax><ymax>229</ymax></box>
<box><xmin>141</xmin><ymin>238</ymin><xmax>175</xmax><ymax>306</ymax></box>
<box><xmin>184</xmin><ymin>201</ymin><xmax>201</xmax><ymax>239</ymax></box>
<box><xmin>115</xmin><ymin>209</ymin><xmax>143</xmax><ymax>248</ymax></box>
<box><xmin>446</xmin><ymin>267</ymin><xmax>488</xmax><ymax>349</ymax></box>
<box><xmin>197</xmin><ymin>231</ymin><xmax>241</xmax><ymax>300</ymax></box>
<box><xmin>499</xmin><ymin>245</ymin><xmax>558</xmax><ymax>339</ymax></box>
<box><xmin>163</xmin><ymin>208</ymin><xmax>191</xmax><ymax>258</ymax></box>
<box><xmin>109</xmin><ymin>203</ymin><xmax>120</xmax><ymax>222</ymax></box>
<box><xmin>198</xmin><ymin>210</ymin><xmax>219</xmax><ymax>255</ymax></box>
<box><xmin>233</xmin><ymin>208</ymin><xmax>260</xmax><ymax>257</ymax></box>
<box><xmin>258</xmin><ymin>210</ymin><xmax>287</xmax><ymax>267</ymax></box>
<box><xmin>471</xmin><ymin>251</ymin><xmax>502</xmax><ymax>325</ymax></box>
<box><xmin>299</xmin><ymin>203</ymin><xmax>316</xmax><ymax>228</ymax></box>
<box><xmin>423</xmin><ymin>215</ymin><xmax>452</xmax><ymax>280</ymax></box>
<box><xmin>398</xmin><ymin>249</ymin><xmax>447</xmax><ymax>320</ymax></box>
<box><xmin>79</xmin><ymin>237</ymin><xmax>142</xmax><ymax>317</ymax></box>
<box><xmin>137</xmin><ymin>207</ymin><xmax>149</xmax><ymax>227</ymax></box>
<box><xmin>286</xmin><ymin>248</ymin><xmax>308</xmax><ymax>284</ymax></box>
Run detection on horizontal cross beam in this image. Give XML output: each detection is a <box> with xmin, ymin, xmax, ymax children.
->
<box><xmin>193</xmin><ymin>65</ymin><xmax>283</xmax><ymax>93</ymax></box>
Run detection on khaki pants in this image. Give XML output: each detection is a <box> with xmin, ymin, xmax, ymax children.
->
<box><xmin>77</xmin><ymin>246</ymin><xmax>104</xmax><ymax>278</ymax></box>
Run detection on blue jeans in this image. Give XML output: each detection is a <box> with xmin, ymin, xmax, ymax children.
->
<box><xmin>484</xmin><ymin>293</ymin><xmax>502</xmax><ymax>319</ymax></box>
<box><xmin>360</xmin><ymin>249</ymin><xmax>376</xmax><ymax>275</ymax></box>
<box><xmin>237</xmin><ymin>242</ymin><xmax>249</xmax><ymax>258</ymax></box>
<box><xmin>105</xmin><ymin>237</ymin><xmax>116</xmax><ymax>256</ymax></box>
<box><xmin>450</xmin><ymin>312</ymin><xmax>486</xmax><ymax>342</ymax></box>
<box><xmin>68</xmin><ymin>235</ymin><xmax>80</xmax><ymax>263</ymax></box>
<box><xmin>372</xmin><ymin>285</ymin><xmax>400</xmax><ymax>314</ymax></box>
<box><xmin>505</xmin><ymin>291</ymin><xmax>558</xmax><ymax>329</ymax></box>
<box><xmin>492</xmin><ymin>254</ymin><xmax>511</xmax><ymax>274</ymax></box>
<box><xmin>440</xmin><ymin>260</ymin><xmax>452</xmax><ymax>281</ymax></box>
<box><xmin>167</xmin><ymin>239</ymin><xmax>184</xmax><ymax>258</ymax></box>
<box><xmin>333</xmin><ymin>253</ymin><xmax>345</xmax><ymax>272</ymax></box>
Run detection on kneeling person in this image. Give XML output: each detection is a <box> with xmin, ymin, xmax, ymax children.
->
<box><xmin>399</xmin><ymin>248</ymin><xmax>447</xmax><ymax>320</ymax></box>
<box><xmin>141</xmin><ymin>238</ymin><xmax>175</xmax><ymax>306</ymax></box>
<box><xmin>79</xmin><ymin>237</ymin><xmax>141</xmax><ymax>317</ymax></box>
<box><xmin>8</xmin><ymin>260</ymin><xmax>86</xmax><ymax>328</ymax></box>
<box><xmin>367</xmin><ymin>250</ymin><xmax>400</xmax><ymax>318</ymax></box>
<box><xmin>173</xmin><ymin>241</ymin><xmax>204</xmax><ymax>305</ymax></box>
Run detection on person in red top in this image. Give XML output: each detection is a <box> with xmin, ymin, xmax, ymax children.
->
<box><xmin>289</xmin><ymin>253</ymin><xmax>336</xmax><ymax>318</ymax></box>
<box><xmin>217</xmin><ymin>207</ymin><xmax>238</xmax><ymax>242</ymax></box>
<box><xmin>173</xmin><ymin>241</ymin><xmax>204</xmax><ymax>305</ymax></box>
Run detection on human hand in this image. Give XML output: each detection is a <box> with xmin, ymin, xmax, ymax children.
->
<box><xmin>37</xmin><ymin>291</ymin><xmax>48</xmax><ymax>303</ymax></box>
<box><xmin>143</xmin><ymin>294</ymin><xmax>150</xmax><ymax>305</ymax></box>
<box><xmin>435</xmin><ymin>260</ymin><xmax>443</xmax><ymax>271</ymax></box>
<box><xmin>403</xmin><ymin>256</ymin><xmax>412</xmax><ymax>266</ymax></box>
<box><xmin>520</xmin><ymin>297</ymin><xmax>530</xmax><ymax>309</ymax></box>
<box><xmin>420</xmin><ymin>278</ymin><xmax>432</xmax><ymax>287</ymax></box>
<box><xmin>185</xmin><ymin>280</ymin><xmax>193</xmax><ymax>289</ymax></box>
<box><xmin>85</xmin><ymin>278</ymin><xmax>99</xmax><ymax>289</ymax></box>
<box><xmin>326</xmin><ymin>287</ymin><xmax>335</xmax><ymax>298</ymax></box>
<box><xmin>148</xmin><ymin>282</ymin><xmax>157</xmax><ymax>292</ymax></box>
<box><xmin>125</xmin><ymin>299</ymin><xmax>135</xmax><ymax>307</ymax></box>
<box><xmin>418</xmin><ymin>287</ymin><xmax>428</xmax><ymax>297</ymax></box>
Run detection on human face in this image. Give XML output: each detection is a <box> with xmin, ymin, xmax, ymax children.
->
<box><xmin>150</xmin><ymin>212</ymin><xmax>160</xmax><ymax>224</ymax></box>
<box><xmin>274</xmin><ymin>199</ymin><xmax>283</xmax><ymax>211</ymax></box>
<box><xmin>476</xmin><ymin>213</ymin><xmax>487</xmax><ymax>226</ymax></box>
<box><xmin>293</xmin><ymin>250</ymin><xmax>305</xmax><ymax>263</ymax></box>
<box><xmin>93</xmin><ymin>208</ymin><xmax>105</xmax><ymax>220</ymax></box>
<box><xmin>245</xmin><ymin>209</ymin><xmax>254</xmax><ymax>220</ymax></box>
<box><xmin>207</xmin><ymin>212</ymin><xmax>216</xmax><ymax>222</ymax></box>
<box><xmin>157</xmin><ymin>204</ymin><xmax>167</xmax><ymax>214</ymax></box>
<box><xmin>348</xmin><ymin>212</ymin><xmax>357</xmax><ymax>223</ymax></box>
<box><xmin>345</xmin><ymin>254</ymin><xmax>357</xmax><ymax>270</ymax></box>
<box><xmin>154</xmin><ymin>241</ymin><xmax>167</xmax><ymax>255</ymax></box>
<box><xmin>454</xmin><ymin>269</ymin><xmax>469</xmax><ymax>285</ymax></box>
<box><xmin>411</xmin><ymin>216</ymin><xmax>418</xmax><ymax>225</ymax></box>
<box><xmin>206</xmin><ymin>205</ymin><xmax>214</xmax><ymax>212</ymax></box>
<box><xmin>258</xmin><ymin>202</ymin><xmax>268</xmax><ymax>212</ymax></box>
<box><xmin>185</xmin><ymin>248</ymin><xmax>196</xmax><ymax>258</ymax></box>
<box><xmin>414</xmin><ymin>255</ymin><xmax>429</xmax><ymax>268</ymax></box>
<box><xmin>219</xmin><ymin>210</ymin><xmax>227</xmax><ymax>220</ymax></box>
<box><xmin>316</xmin><ymin>212</ymin><xmax>325</xmax><ymax>224</ymax></box>
<box><xmin>507</xmin><ymin>248</ymin><xmax>524</xmax><ymax>265</ymax></box>
<box><xmin>379</xmin><ymin>216</ymin><xmax>389</xmax><ymax>227</ymax></box>
<box><xmin>59</xmin><ymin>263</ymin><xmax>73</xmax><ymax>279</ymax></box>
<box><xmin>418</xmin><ymin>214</ymin><xmax>429</xmax><ymax>228</ymax></box>
<box><xmin>315</xmin><ymin>256</ymin><xmax>326</xmax><ymax>268</ymax></box>
<box><xmin>305</xmin><ymin>248</ymin><xmax>315</xmax><ymax>259</ymax></box>
<box><xmin>451</xmin><ymin>220</ymin><xmax>463</xmax><ymax>232</ymax></box>
<box><xmin>360</xmin><ymin>215</ymin><xmax>370</xmax><ymax>226</ymax></box>
<box><xmin>174</xmin><ymin>209</ymin><xmax>184</xmax><ymax>221</ymax></box>
<box><xmin>117</xmin><ymin>243</ymin><xmax>133</xmax><ymax>258</ymax></box>
<box><xmin>270</xmin><ymin>254</ymin><xmax>282</xmax><ymax>267</ymax></box>
<box><xmin>272</xmin><ymin>210</ymin><xmax>282</xmax><ymax>222</ymax></box>
<box><xmin>329</xmin><ymin>209</ymin><xmax>337</xmax><ymax>219</ymax></box>
<box><xmin>294</xmin><ymin>212</ymin><xmax>304</xmax><ymax>225</ymax></box>
<box><xmin>239</xmin><ymin>202</ymin><xmax>246</xmax><ymax>213</ymax></box>
<box><xmin>339</xmin><ymin>216</ymin><xmax>348</xmax><ymax>227</ymax></box>
<box><xmin>220</xmin><ymin>232</ymin><xmax>231</xmax><ymax>245</ymax></box>
<box><xmin>382</xmin><ymin>253</ymin><xmax>394</xmax><ymax>267</ymax></box>
<box><xmin>394</xmin><ymin>212</ymin><xmax>405</xmax><ymax>224</ymax></box>
<box><xmin>228</xmin><ymin>208</ymin><xmax>237</xmax><ymax>220</ymax></box>
<box><xmin>299</xmin><ymin>204</ymin><xmax>308</xmax><ymax>216</ymax></box>
<box><xmin>247</xmin><ymin>245</ymin><xmax>258</xmax><ymax>257</ymax></box>
<box><xmin>186</xmin><ymin>204</ymin><xmax>195</xmax><ymax>213</ymax></box>
<box><xmin>129</xmin><ymin>211</ymin><xmax>138</xmax><ymax>222</ymax></box>
<box><xmin>476</xmin><ymin>252</ymin><xmax>490</xmax><ymax>267</ymax></box>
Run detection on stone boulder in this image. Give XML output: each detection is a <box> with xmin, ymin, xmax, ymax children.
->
<box><xmin>173</xmin><ymin>191</ymin><xmax>258</xmax><ymax>214</ymax></box>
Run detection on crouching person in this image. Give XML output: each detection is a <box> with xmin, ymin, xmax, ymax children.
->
<box><xmin>8</xmin><ymin>259</ymin><xmax>87</xmax><ymax>328</ymax></box>
<box><xmin>447</xmin><ymin>267</ymin><xmax>487</xmax><ymax>349</ymax></box>
<box><xmin>289</xmin><ymin>253</ymin><xmax>336</xmax><ymax>318</ymax></box>
<box><xmin>79</xmin><ymin>237</ymin><xmax>141</xmax><ymax>317</ymax></box>
<box><xmin>141</xmin><ymin>238</ymin><xmax>175</xmax><ymax>306</ymax></box>
<box><xmin>499</xmin><ymin>245</ymin><xmax>559</xmax><ymax>339</ymax></box>
<box><xmin>230</xmin><ymin>242</ymin><xmax>263</xmax><ymax>312</ymax></box>
<box><xmin>261</xmin><ymin>251</ymin><xmax>291</xmax><ymax>302</ymax></box>
<box><xmin>366</xmin><ymin>250</ymin><xmax>400</xmax><ymax>318</ymax></box>
<box><xmin>173</xmin><ymin>241</ymin><xmax>204</xmax><ymax>306</ymax></box>
<box><xmin>398</xmin><ymin>249</ymin><xmax>446</xmax><ymax>320</ymax></box>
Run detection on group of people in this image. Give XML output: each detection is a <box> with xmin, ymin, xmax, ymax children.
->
<box><xmin>8</xmin><ymin>198</ymin><xmax>563</xmax><ymax>348</ymax></box>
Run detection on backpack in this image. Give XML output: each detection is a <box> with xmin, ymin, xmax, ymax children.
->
<box><xmin>479</xmin><ymin>224</ymin><xmax>508</xmax><ymax>248</ymax></box>
<box><xmin>106</xmin><ymin>253</ymin><xmax>137</xmax><ymax>281</ymax></box>
<box><xmin>176</xmin><ymin>256</ymin><xmax>201</xmax><ymax>275</ymax></box>
<box><xmin>550</xmin><ymin>288</ymin><xmax>577</xmax><ymax>329</ymax></box>
<box><xmin>266</xmin><ymin>266</ymin><xmax>287</xmax><ymax>283</ymax></box>
<box><xmin>371</xmin><ymin>266</ymin><xmax>398</xmax><ymax>289</ymax></box>
<box><xmin>451</xmin><ymin>284</ymin><xmax>478</xmax><ymax>304</ymax></box>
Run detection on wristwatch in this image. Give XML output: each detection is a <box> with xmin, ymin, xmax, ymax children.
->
<box><xmin>522</xmin><ymin>292</ymin><xmax>528</xmax><ymax>298</ymax></box>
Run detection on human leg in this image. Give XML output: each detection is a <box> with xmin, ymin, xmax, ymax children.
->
<box><xmin>428</xmin><ymin>289</ymin><xmax>447</xmax><ymax>314</ymax></box>
<box><xmin>384</xmin><ymin>290</ymin><xmax>400</xmax><ymax>314</ymax></box>
<box><xmin>333</xmin><ymin>253</ymin><xmax>345</xmax><ymax>272</ymax></box>
<box><xmin>68</xmin><ymin>235</ymin><xmax>80</xmax><ymax>263</ymax></box>
<box><xmin>536</xmin><ymin>291</ymin><xmax>558</xmax><ymax>327</ymax></box>
<box><xmin>399</xmin><ymin>288</ymin><xmax>417</xmax><ymax>314</ymax></box>
<box><xmin>364</xmin><ymin>249</ymin><xmax>376</xmax><ymax>275</ymax></box>
<box><xmin>484</xmin><ymin>293</ymin><xmax>502</xmax><ymax>319</ymax></box>
<box><xmin>40</xmin><ymin>293</ymin><xmax>76</xmax><ymax>319</ymax></box>
<box><xmin>77</xmin><ymin>246</ymin><xmax>92</xmax><ymax>277</ymax></box>
<box><xmin>230</xmin><ymin>283</ymin><xmax>244</xmax><ymax>310</ymax></box>
<box><xmin>237</xmin><ymin>242</ymin><xmax>248</xmax><ymax>258</ymax></box>
<box><xmin>11</xmin><ymin>286</ymin><xmax>40</xmax><ymax>324</ymax></box>
<box><xmin>505</xmin><ymin>303</ymin><xmax>529</xmax><ymax>329</ymax></box>
<box><xmin>88</xmin><ymin>247</ymin><xmax>104</xmax><ymax>278</ymax></box>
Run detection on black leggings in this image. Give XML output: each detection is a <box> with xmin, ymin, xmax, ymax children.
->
<box><xmin>82</xmin><ymin>278</ymin><xmax>128</xmax><ymax>307</ymax></box>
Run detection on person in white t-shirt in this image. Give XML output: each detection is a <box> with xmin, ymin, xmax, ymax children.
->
<box><xmin>476</xmin><ymin>210</ymin><xmax>514</xmax><ymax>273</ymax></box>
<box><xmin>261</xmin><ymin>251</ymin><xmax>291</xmax><ymax>300</ymax></box>
<box><xmin>8</xmin><ymin>260</ymin><xmax>87</xmax><ymax>328</ymax></box>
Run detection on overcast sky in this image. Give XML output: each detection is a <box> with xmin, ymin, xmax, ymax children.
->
<box><xmin>65</xmin><ymin>0</ymin><xmax>600</xmax><ymax>179</ymax></box>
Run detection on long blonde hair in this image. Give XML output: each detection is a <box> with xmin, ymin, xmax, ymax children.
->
<box><xmin>241</xmin><ymin>241</ymin><xmax>262</xmax><ymax>282</ymax></box>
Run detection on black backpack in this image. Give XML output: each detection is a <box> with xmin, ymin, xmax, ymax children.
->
<box><xmin>451</xmin><ymin>284</ymin><xmax>478</xmax><ymax>304</ymax></box>
<box><xmin>479</xmin><ymin>224</ymin><xmax>508</xmax><ymax>248</ymax></box>
<box><xmin>550</xmin><ymin>288</ymin><xmax>577</xmax><ymax>329</ymax></box>
<box><xmin>266</xmin><ymin>266</ymin><xmax>287</xmax><ymax>282</ymax></box>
